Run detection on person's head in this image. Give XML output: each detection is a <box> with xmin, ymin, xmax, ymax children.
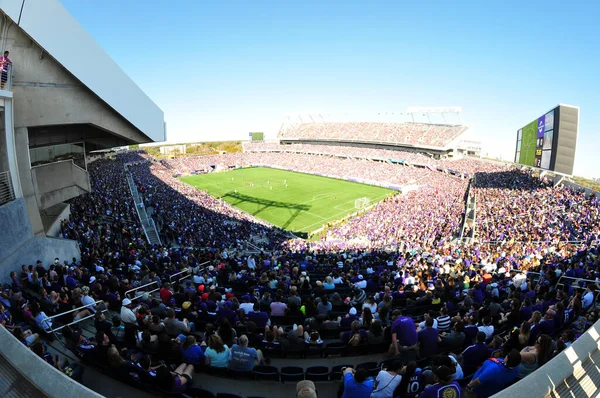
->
<box><xmin>139</xmin><ymin>355</ymin><xmax>151</xmax><ymax>371</ymax></box>
<box><xmin>112</xmin><ymin>316</ymin><xmax>121</xmax><ymax>328</ymax></box>
<box><xmin>353</xmin><ymin>368</ymin><xmax>368</xmax><ymax>384</ymax></box>
<box><xmin>3</xmin><ymin>51</ymin><xmax>8</xmax><ymax>57</ymax></box>
<box><xmin>208</xmin><ymin>334</ymin><xmax>225</xmax><ymax>353</ymax></box>
<box><xmin>453</xmin><ymin>321</ymin><xmax>465</xmax><ymax>333</ymax></box>
<box><xmin>531</xmin><ymin>311</ymin><xmax>542</xmax><ymax>324</ymax></box>
<box><xmin>238</xmin><ymin>334</ymin><xmax>249</xmax><ymax>348</ymax></box>
<box><xmin>166</xmin><ymin>309</ymin><xmax>175</xmax><ymax>319</ymax></box>
<box><xmin>351</xmin><ymin>320</ymin><xmax>361</xmax><ymax>331</ymax></box>
<box><xmin>562</xmin><ymin>329</ymin><xmax>575</xmax><ymax>343</ymax></box>
<box><xmin>96</xmin><ymin>330</ymin><xmax>109</xmax><ymax>345</ymax></box>
<box><xmin>370</xmin><ymin>319</ymin><xmax>383</xmax><ymax>336</ymax></box>
<box><xmin>505</xmin><ymin>349</ymin><xmax>522</xmax><ymax>368</ymax></box>
<box><xmin>183</xmin><ymin>335</ymin><xmax>196</xmax><ymax>350</ymax></box>
<box><xmin>142</xmin><ymin>330</ymin><xmax>151</xmax><ymax>343</ymax></box>
<box><xmin>476</xmin><ymin>331</ymin><xmax>487</xmax><ymax>344</ymax></box>
<box><xmin>432</xmin><ymin>365</ymin><xmax>454</xmax><ymax>384</ymax></box>
<box><xmin>520</xmin><ymin>321</ymin><xmax>531</xmax><ymax>335</ymax></box>
<box><xmin>536</xmin><ymin>334</ymin><xmax>554</xmax><ymax>366</ymax></box>
<box><xmin>107</xmin><ymin>345</ymin><xmax>125</xmax><ymax>366</ymax></box>
<box><xmin>425</xmin><ymin>317</ymin><xmax>434</xmax><ymax>328</ymax></box>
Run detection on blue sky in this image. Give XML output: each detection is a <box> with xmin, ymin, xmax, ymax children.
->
<box><xmin>60</xmin><ymin>0</ymin><xmax>599</xmax><ymax>177</ymax></box>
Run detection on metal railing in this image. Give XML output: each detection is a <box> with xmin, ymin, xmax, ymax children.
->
<box><xmin>170</xmin><ymin>268</ymin><xmax>192</xmax><ymax>284</ymax></box>
<box><xmin>0</xmin><ymin>170</ymin><xmax>16</xmax><ymax>206</ymax></box>
<box><xmin>41</xmin><ymin>300</ymin><xmax>107</xmax><ymax>352</ymax></box>
<box><xmin>1</xmin><ymin>63</ymin><xmax>13</xmax><ymax>91</ymax></box>
<box><xmin>124</xmin><ymin>280</ymin><xmax>160</xmax><ymax>300</ymax></box>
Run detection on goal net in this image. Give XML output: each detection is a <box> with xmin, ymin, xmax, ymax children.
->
<box><xmin>354</xmin><ymin>197</ymin><xmax>370</xmax><ymax>210</ymax></box>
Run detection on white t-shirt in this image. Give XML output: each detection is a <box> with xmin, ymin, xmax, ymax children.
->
<box><xmin>81</xmin><ymin>294</ymin><xmax>97</xmax><ymax>313</ymax></box>
<box><xmin>371</xmin><ymin>370</ymin><xmax>402</xmax><ymax>398</ymax></box>
<box><xmin>418</xmin><ymin>318</ymin><xmax>438</xmax><ymax>330</ymax></box>
<box><xmin>240</xmin><ymin>302</ymin><xmax>255</xmax><ymax>314</ymax></box>
<box><xmin>449</xmin><ymin>355</ymin><xmax>464</xmax><ymax>380</ymax></box>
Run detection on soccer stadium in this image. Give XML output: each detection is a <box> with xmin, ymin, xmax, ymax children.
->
<box><xmin>0</xmin><ymin>2</ymin><xmax>598</xmax><ymax>398</ymax></box>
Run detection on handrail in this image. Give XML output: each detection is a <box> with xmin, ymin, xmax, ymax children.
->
<box><xmin>41</xmin><ymin>299</ymin><xmax>105</xmax><ymax>331</ymax></box>
<box><xmin>556</xmin><ymin>276</ymin><xmax>599</xmax><ymax>289</ymax></box>
<box><xmin>169</xmin><ymin>268</ymin><xmax>191</xmax><ymax>284</ymax></box>
<box><xmin>508</xmin><ymin>269</ymin><xmax>543</xmax><ymax>277</ymax></box>
<box><xmin>125</xmin><ymin>280</ymin><xmax>160</xmax><ymax>299</ymax></box>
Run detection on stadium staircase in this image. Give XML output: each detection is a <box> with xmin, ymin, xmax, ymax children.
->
<box><xmin>123</xmin><ymin>163</ymin><xmax>162</xmax><ymax>246</ymax></box>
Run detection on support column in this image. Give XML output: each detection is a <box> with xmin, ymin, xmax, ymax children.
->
<box><xmin>14</xmin><ymin>126</ymin><xmax>44</xmax><ymax>236</ymax></box>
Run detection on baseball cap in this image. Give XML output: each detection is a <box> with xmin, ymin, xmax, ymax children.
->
<box><xmin>182</xmin><ymin>301</ymin><xmax>191</xmax><ymax>310</ymax></box>
<box><xmin>358</xmin><ymin>274</ymin><xmax>364</xmax><ymax>280</ymax></box>
<box><xmin>122</xmin><ymin>298</ymin><xmax>132</xmax><ymax>306</ymax></box>
<box><xmin>349</xmin><ymin>307</ymin><xmax>357</xmax><ymax>315</ymax></box>
<box><xmin>296</xmin><ymin>380</ymin><xmax>317</xmax><ymax>398</ymax></box>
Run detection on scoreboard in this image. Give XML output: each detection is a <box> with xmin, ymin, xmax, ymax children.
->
<box><xmin>514</xmin><ymin>105</ymin><xmax>579</xmax><ymax>175</ymax></box>
<box><xmin>249</xmin><ymin>132</ymin><xmax>264</xmax><ymax>141</ymax></box>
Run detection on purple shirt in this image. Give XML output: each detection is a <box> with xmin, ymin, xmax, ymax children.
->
<box><xmin>418</xmin><ymin>327</ymin><xmax>439</xmax><ymax>358</ymax></box>
<box><xmin>391</xmin><ymin>316</ymin><xmax>417</xmax><ymax>346</ymax></box>
<box><xmin>270</xmin><ymin>301</ymin><xmax>287</xmax><ymax>316</ymax></box>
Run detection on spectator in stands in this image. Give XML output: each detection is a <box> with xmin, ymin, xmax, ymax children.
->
<box><xmin>181</xmin><ymin>335</ymin><xmax>206</xmax><ymax>365</ymax></box>
<box><xmin>155</xmin><ymin>362</ymin><xmax>194</xmax><ymax>392</ymax></box>
<box><xmin>163</xmin><ymin>309</ymin><xmax>192</xmax><ymax>336</ymax></box>
<box><xmin>12</xmin><ymin>326</ymin><xmax>39</xmax><ymax>347</ymax></box>
<box><xmin>120</xmin><ymin>298</ymin><xmax>137</xmax><ymax>325</ymax></box>
<box><xmin>460</xmin><ymin>332</ymin><xmax>489</xmax><ymax>376</ymax></box>
<box><xmin>229</xmin><ymin>334</ymin><xmax>264</xmax><ymax>371</ymax></box>
<box><xmin>391</xmin><ymin>310</ymin><xmax>418</xmax><ymax>355</ymax></box>
<box><xmin>418</xmin><ymin>317</ymin><xmax>439</xmax><ymax>359</ymax></box>
<box><xmin>371</xmin><ymin>359</ymin><xmax>404</xmax><ymax>398</ymax></box>
<box><xmin>270</xmin><ymin>294</ymin><xmax>287</xmax><ymax>316</ymax></box>
<box><xmin>341</xmin><ymin>366</ymin><xmax>374</xmax><ymax>398</ymax></box>
<box><xmin>204</xmin><ymin>334</ymin><xmax>231</xmax><ymax>368</ymax></box>
<box><xmin>440</xmin><ymin>320</ymin><xmax>465</xmax><ymax>351</ymax></box>
<box><xmin>436</xmin><ymin>308</ymin><xmax>451</xmax><ymax>333</ymax></box>
<box><xmin>517</xmin><ymin>334</ymin><xmax>553</xmax><ymax>379</ymax></box>
<box><xmin>467</xmin><ymin>350</ymin><xmax>522</xmax><ymax>398</ymax></box>
<box><xmin>582</xmin><ymin>285</ymin><xmax>595</xmax><ymax>311</ymax></box>
<box><xmin>477</xmin><ymin>317</ymin><xmax>494</xmax><ymax>340</ymax></box>
<box><xmin>418</xmin><ymin>364</ymin><xmax>461</xmax><ymax>398</ymax></box>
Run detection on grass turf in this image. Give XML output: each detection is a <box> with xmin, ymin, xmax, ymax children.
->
<box><xmin>179</xmin><ymin>167</ymin><xmax>394</xmax><ymax>234</ymax></box>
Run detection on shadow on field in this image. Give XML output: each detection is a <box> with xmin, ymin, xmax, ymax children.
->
<box><xmin>222</xmin><ymin>191</ymin><xmax>311</xmax><ymax>230</ymax></box>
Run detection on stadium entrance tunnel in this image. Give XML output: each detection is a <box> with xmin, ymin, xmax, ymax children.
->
<box><xmin>221</xmin><ymin>191</ymin><xmax>311</xmax><ymax>230</ymax></box>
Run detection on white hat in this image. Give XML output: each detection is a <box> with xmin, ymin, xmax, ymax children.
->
<box><xmin>89</xmin><ymin>276</ymin><xmax>96</xmax><ymax>283</ymax></box>
<box><xmin>349</xmin><ymin>307</ymin><xmax>357</xmax><ymax>315</ymax></box>
<box><xmin>122</xmin><ymin>298</ymin><xmax>132</xmax><ymax>306</ymax></box>
<box><xmin>358</xmin><ymin>274</ymin><xmax>363</xmax><ymax>280</ymax></box>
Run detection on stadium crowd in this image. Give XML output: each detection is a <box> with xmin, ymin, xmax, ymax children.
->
<box><xmin>2</xmin><ymin>147</ymin><xmax>600</xmax><ymax>398</ymax></box>
<box><xmin>242</xmin><ymin>142</ymin><xmax>508</xmax><ymax>176</ymax></box>
<box><xmin>278</xmin><ymin>122</ymin><xmax>466</xmax><ymax>148</ymax></box>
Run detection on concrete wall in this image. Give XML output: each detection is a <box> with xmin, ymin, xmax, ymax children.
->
<box><xmin>495</xmin><ymin>318</ymin><xmax>600</xmax><ymax>397</ymax></box>
<box><xmin>0</xmin><ymin>0</ymin><xmax>165</xmax><ymax>143</ymax></box>
<box><xmin>40</xmin><ymin>202</ymin><xmax>70</xmax><ymax>237</ymax></box>
<box><xmin>0</xmin><ymin>323</ymin><xmax>103</xmax><ymax>398</ymax></box>
<box><xmin>31</xmin><ymin>160</ymin><xmax>90</xmax><ymax>210</ymax></box>
<box><xmin>0</xmin><ymin>197</ymin><xmax>79</xmax><ymax>282</ymax></box>
<box><xmin>14</xmin><ymin>127</ymin><xmax>43</xmax><ymax>235</ymax></box>
<box><xmin>0</xmin><ymin>20</ymin><xmax>151</xmax><ymax>144</ymax></box>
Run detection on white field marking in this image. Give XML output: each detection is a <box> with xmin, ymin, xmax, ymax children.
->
<box><xmin>299</xmin><ymin>193</ymin><xmax>390</xmax><ymax>231</ymax></box>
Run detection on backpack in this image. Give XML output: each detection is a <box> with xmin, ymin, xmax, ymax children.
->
<box><xmin>349</xmin><ymin>332</ymin><xmax>362</xmax><ymax>346</ymax></box>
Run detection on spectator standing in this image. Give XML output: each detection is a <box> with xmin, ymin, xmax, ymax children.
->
<box><xmin>0</xmin><ymin>50</ymin><xmax>11</xmax><ymax>89</ymax></box>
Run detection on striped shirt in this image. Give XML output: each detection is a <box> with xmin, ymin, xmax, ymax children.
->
<box><xmin>436</xmin><ymin>315</ymin><xmax>451</xmax><ymax>332</ymax></box>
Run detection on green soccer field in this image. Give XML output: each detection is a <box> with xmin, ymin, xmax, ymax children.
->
<box><xmin>179</xmin><ymin>167</ymin><xmax>394</xmax><ymax>234</ymax></box>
